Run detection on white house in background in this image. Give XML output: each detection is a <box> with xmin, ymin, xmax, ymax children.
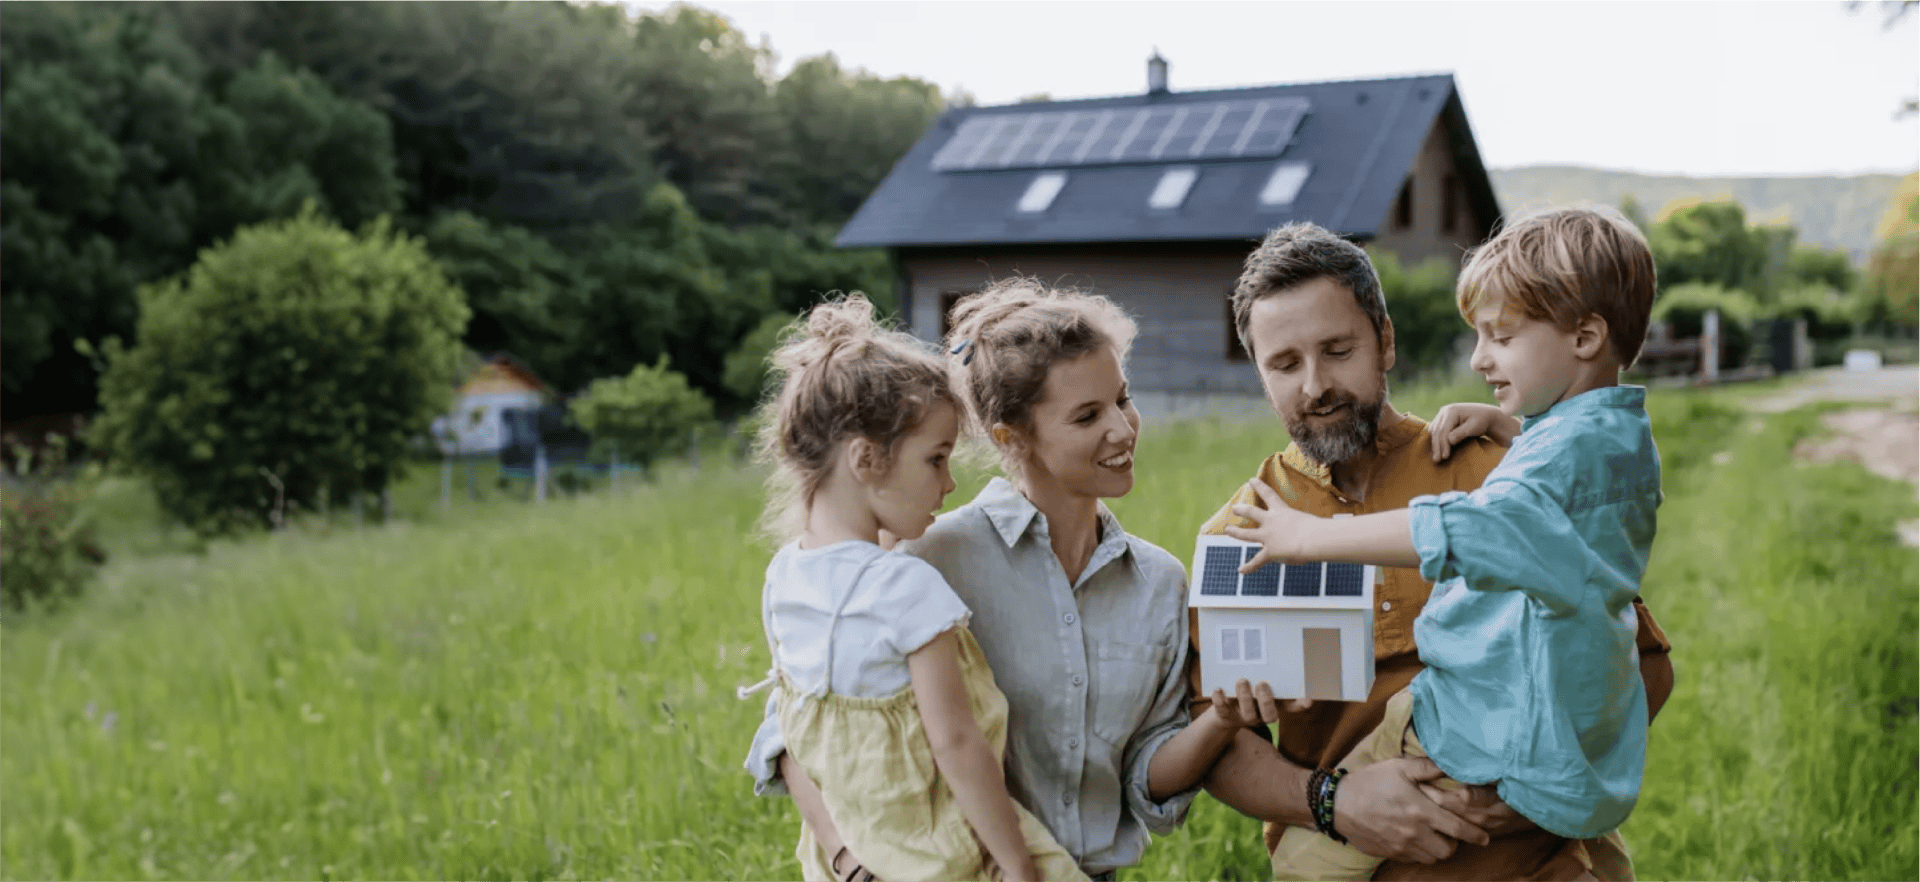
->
<box><xmin>1189</xmin><ymin>534</ymin><xmax>1376</xmax><ymax>702</ymax></box>
<box><xmin>430</xmin><ymin>353</ymin><xmax>552</xmax><ymax>456</ymax></box>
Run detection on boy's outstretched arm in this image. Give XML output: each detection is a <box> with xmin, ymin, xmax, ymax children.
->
<box><xmin>1225</xmin><ymin>479</ymin><xmax>1421</xmax><ymax>570</ymax></box>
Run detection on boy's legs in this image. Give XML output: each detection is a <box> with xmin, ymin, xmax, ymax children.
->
<box><xmin>1270</xmin><ymin>690</ymin><xmax>1460</xmax><ymax>881</ymax></box>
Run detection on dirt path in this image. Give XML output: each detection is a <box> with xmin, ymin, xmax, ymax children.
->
<box><xmin>1749</xmin><ymin>366</ymin><xmax>1919</xmax><ymax>545</ymax></box>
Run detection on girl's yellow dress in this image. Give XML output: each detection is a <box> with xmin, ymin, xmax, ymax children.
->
<box><xmin>776</xmin><ymin>625</ymin><xmax>1088</xmax><ymax>882</ymax></box>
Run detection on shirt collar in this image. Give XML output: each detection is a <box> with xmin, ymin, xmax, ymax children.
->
<box><xmin>974</xmin><ymin>476</ymin><xmax>1132</xmax><ymax>565</ymax></box>
<box><xmin>1278</xmin><ymin>410</ymin><xmax>1428</xmax><ymax>491</ymax></box>
<box><xmin>1522</xmin><ymin>385</ymin><xmax>1646</xmax><ymax>432</ymax></box>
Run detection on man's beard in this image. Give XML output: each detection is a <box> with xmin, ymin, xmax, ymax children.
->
<box><xmin>1286</xmin><ymin>385</ymin><xmax>1385</xmax><ymax>466</ymax></box>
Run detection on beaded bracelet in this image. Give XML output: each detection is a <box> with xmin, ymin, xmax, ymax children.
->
<box><xmin>1308</xmin><ymin>766</ymin><xmax>1349</xmax><ymax>844</ymax></box>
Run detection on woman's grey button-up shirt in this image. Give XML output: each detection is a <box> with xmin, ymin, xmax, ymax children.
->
<box><xmin>745</xmin><ymin>477</ymin><xmax>1197</xmax><ymax>875</ymax></box>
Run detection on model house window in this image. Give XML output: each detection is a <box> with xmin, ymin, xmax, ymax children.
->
<box><xmin>1394</xmin><ymin>179</ymin><xmax>1413</xmax><ymax>229</ymax></box>
<box><xmin>1016</xmin><ymin>171</ymin><xmax>1068</xmax><ymax>213</ymax></box>
<box><xmin>1148</xmin><ymin>166</ymin><xmax>1199</xmax><ymax>210</ymax></box>
<box><xmin>1226</xmin><ymin>293</ymin><xmax>1250</xmax><ymax>362</ymax></box>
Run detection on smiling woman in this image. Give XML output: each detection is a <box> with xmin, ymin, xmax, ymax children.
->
<box><xmin>745</xmin><ymin>278</ymin><xmax>1243</xmax><ymax>880</ymax></box>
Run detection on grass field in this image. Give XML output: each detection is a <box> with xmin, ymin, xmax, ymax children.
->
<box><xmin>3</xmin><ymin>379</ymin><xmax>1915</xmax><ymax>881</ymax></box>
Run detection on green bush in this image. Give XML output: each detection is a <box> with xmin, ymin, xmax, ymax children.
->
<box><xmin>87</xmin><ymin>208</ymin><xmax>469</xmax><ymax>535</ymax></box>
<box><xmin>1653</xmin><ymin>283</ymin><xmax>1757</xmax><ymax>369</ymax></box>
<box><xmin>1</xmin><ymin>439</ymin><xmax>106</xmax><ymax>611</ymax></box>
<box><xmin>569</xmin><ymin>357</ymin><xmax>717</xmax><ymax>469</ymax></box>
<box><xmin>720</xmin><ymin>312</ymin><xmax>797</xmax><ymax>406</ymax></box>
<box><xmin>1369</xmin><ymin>249</ymin><xmax>1464</xmax><ymax>376</ymax></box>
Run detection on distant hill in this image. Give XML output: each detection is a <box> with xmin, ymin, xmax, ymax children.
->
<box><xmin>1489</xmin><ymin>165</ymin><xmax>1910</xmax><ymax>264</ymax></box>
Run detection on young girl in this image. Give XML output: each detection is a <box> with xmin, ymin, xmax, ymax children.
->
<box><xmin>742</xmin><ymin>294</ymin><xmax>1085</xmax><ymax>882</ymax></box>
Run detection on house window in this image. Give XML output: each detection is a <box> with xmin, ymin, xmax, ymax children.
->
<box><xmin>1148</xmin><ymin>166</ymin><xmax>1199</xmax><ymax>210</ymax></box>
<box><xmin>1394</xmin><ymin>179</ymin><xmax>1413</xmax><ymax>229</ymax></box>
<box><xmin>1442</xmin><ymin>173</ymin><xmax>1459</xmax><ymax>233</ymax></box>
<box><xmin>1226</xmin><ymin>292</ymin><xmax>1250</xmax><ymax>362</ymax></box>
<box><xmin>1016</xmin><ymin>171</ymin><xmax>1067</xmax><ymax>213</ymax></box>
<box><xmin>939</xmin><ymin>290</ymin><xmax>974</xmax><ymax>341</ymax></box>
<box><xmin>1259</xmin><ymin>161</ymin><xmax>1311</xmax><ymax>208</ymax></box>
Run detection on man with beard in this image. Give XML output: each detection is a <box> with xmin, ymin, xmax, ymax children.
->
<box><xmin>1187</xmin><ymin>222</ymin><xmax>1675</xmax><ymax>881</ymax></box>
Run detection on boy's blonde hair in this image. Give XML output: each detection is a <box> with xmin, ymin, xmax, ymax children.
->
<box><xmin>944</xmin><ymin>277</ymin><xmax>1136</xmax><ymax>479</ymax></box>
<box><xmin>1456</xmin><ymin>206</ymin><xmax>1658</xmax><ymax>367</ymax></box>
<box><xmin>754</xmin><ymin>294</ymin><xmax>959</xmax><ymax>543</ymax></box>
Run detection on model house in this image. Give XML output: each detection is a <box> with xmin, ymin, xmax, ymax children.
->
<box><xmin>1189</xmin><ymin>535</ymin><xmax>1376</xmax><ymax>702</ymax></box>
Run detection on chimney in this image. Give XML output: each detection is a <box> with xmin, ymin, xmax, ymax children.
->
<box><xmin>1147</xmin><ymin>50</ymin><xmax>1168</xmax><ymax>95</ymax></box>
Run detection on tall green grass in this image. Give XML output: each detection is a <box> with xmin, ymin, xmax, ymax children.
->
<box><xmin>3</xmin><ymin>380</ymin><xmax>1913</xmax><ymax>880</ymax></box>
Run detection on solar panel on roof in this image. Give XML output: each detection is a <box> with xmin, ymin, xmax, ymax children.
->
<box><xmin>1241</xmin><ymin>547</ymin><xmax>1281</xmax><ymax>596</ymax></box>
<box><xmin>1283</xmin><ymin>562</ymin><xmax>1323</xmax><ymax>597</ymax></box>
<box><xmin>1200</xmin><ymin>546</ymin><xmax>1242</xmax><ymax>596</ymax></box>
<box><xmin>1324</xmin><ymin>563</ymin><xmax>1367</xmax><ymax>597</ymax></box>
<box><xmin>930</xmin><ymin>96</ymin><xmax>1311</xmax><ymax>172</ymax></box>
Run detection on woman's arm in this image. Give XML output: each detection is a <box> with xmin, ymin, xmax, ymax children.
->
<box><xmin>1145</xmin><ymin>687</ymin><xmax>1257</xmax><ymax>798</ymax></box>
<box><xmin>908</xmin><ymin>630</ymin><xmax>1041</xmax><ymax>882</ymax></box>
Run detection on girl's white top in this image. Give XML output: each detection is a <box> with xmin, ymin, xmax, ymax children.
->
<box><xmin>764</xmin><ymin>539</ymin><xmax>971</xmax><ymax>699</ymax></box>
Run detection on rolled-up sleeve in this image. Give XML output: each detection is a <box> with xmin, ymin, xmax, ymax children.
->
<box><xmin>1408</xmin><ymin>479</ymin><xmax>1589</xmax><ymax>617</ymax></box>
<box><xmin>1120</xmin><ymin>606</ymin><xmax>1198</xmax><ymax>834</ymax></box>
<box><xmin>744</xmin><ymin>691</ymin><xmax>789</xmax><ymax>798</ymax></box>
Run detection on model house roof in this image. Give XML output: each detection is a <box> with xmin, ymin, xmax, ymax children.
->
<box><xmin>838</xmin><ymin>72</ymin><xmax>1499</xmax><ymax>249</ymax></box>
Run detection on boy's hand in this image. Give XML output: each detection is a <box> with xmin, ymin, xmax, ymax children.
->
<box><xmin>1224</xmin><ymin>479</ymin><xmax>1317</xmax><ymax>571</ymax></box>
<box><xmin>1429</xmin><ymin>403</ymin><xmax>1519</xmax><ymax>461</ymax></box>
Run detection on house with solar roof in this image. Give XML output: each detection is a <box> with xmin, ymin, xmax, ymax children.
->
<box><xmin>837</xmin><ymin>56</ymin><xmax>1503</xmax><ymax>408</ymax></box>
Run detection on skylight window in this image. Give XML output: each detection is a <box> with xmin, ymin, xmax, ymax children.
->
<box><xmin>1148</xmin><ymin>166</ymin><xmax>1199</xmax><ymax>210</ymax></box>
<box><xmin>1259</xmin><ymin>162</ymin><xmax>1311</xmax><ymax>207</ymax></box>
<box><xmin>1016</xmin><ymin>171</ymin><xmax>1068</xmax><ymax>213</ymax></box>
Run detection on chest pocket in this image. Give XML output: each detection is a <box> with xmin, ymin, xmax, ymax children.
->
<box><xmin>1089</xmin><ymin>638</ymin><xmax>1175</xmax><ymax>745</ymax></box>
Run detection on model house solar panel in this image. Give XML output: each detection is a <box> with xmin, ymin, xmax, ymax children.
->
<box><xmin>1199</xmin><ymin>546</ymin><xmax>1242</xmax><ymax>596</ymax></box>
<box><xmin>930</xmin><ymin>97</ymin><xmax>1313</xmax><ymax>172</ymax></box>
<box><xmin>1325</xmin><ymin>563</ymin><xmax>1367</xmax><ymax>597</ymax></box>
<box><xmin>1189</xmin><ymin>534</ymin><xmax>1375</xmax><ymax>701</ymax></box>
<box><xmin>1283</xmin><ymin>562</ymin><xmax>1323</xmax><ymax>597</ymax></box>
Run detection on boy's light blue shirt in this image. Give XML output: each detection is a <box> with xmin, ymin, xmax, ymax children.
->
<box><xmin>1405</xmin><ymin>385</ymin><xmax>1658</xmax><ymax>839</ymax></box>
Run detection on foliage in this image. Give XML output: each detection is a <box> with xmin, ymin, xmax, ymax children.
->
<box><xmin>0</xmin><ymin>3</ymin><xmax>402</xmax><ymax>418</ymax></box>
<box><xmin>722</xmin><ymin>313</ymin><xmax>797</xmax><ymax>405</ymax></box>
<box><xmin>1652</xmin><ymin>283</ymin><xmax>1757</xmax><ymax>368</ymax></box>
<box><xmin>0</xmin><ymin>438</ymin><xmax>106</xmax><ymax>612</ymax></box>
<box><xmin>87</xmin><ymin>209</ymin><xmax>469</xmax><ymax>535</ymax></box>
<box><xmin>1648</xmin><ymin>201</ymin><xmax>1770</xmax><ymax>298</ymax></box>
<box><xmin>568</xmin><ymin>357</ymin><xmax>717</xmax><ymax>468</ymax></box>
<box><xmin>1493</xmin><ymin>165</ymin><xmax>1906</xmax><ymax>262</ymax></box>
<box><xmin>419</xmin><ymin>210</ymin><xmax>587</xmax><ymax>385</ymax></box>
<box><xmin>1368</xmin><ymin>249</ymin><xmax>1464</xmax><ymax>375</ymax></box>
<box><xmin>1865</xmin><ymin>172</ymin><xmax>1919</xmax><ymax>327</ymax></box>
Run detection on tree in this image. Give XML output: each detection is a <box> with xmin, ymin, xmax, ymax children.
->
<box><xmin>1367</xmin><ymin>249</ymin><xmax>1464</xmax><ymax>376</ymax></box>
<box><xmin>770</xmin><ymin>53</ymin><xmax>947</xmax><ymax>227</ymax></box>
<box><xmin>1648</xmin><ymin>200</ymin><xmax>1768</xmax><ymax>295</ymax></box>
<box><xmin>722</xmin><ymin>312</ymin><xmax>796</xmax><ymax>404</ymax></box>
<box><xmin>88</xmin><ymin>209</ymin><xmax>469</xmax><ymax>534</ymax></box>
<box><xmin>1865</xmin><ymin>172</ymin><xmax>1919</xmax><ymax>326</ymax></box>
<box><xmin>568</xmin><ymin>357</ymin><xmax>716</xmax><ymax>469</ymax></box>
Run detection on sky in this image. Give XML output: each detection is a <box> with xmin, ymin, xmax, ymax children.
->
<box><xmin>624</xmin><ymin>0</ymin><xmax>1919</xmax><ymax>178</ymax></box>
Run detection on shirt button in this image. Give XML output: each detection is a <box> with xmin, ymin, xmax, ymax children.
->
<box><xmin>1068</xmin><ymin>738</ymin><xmax>1080</xmax><ymax>749</ymax></box>
<box><xmin>1072</xmin><ymin>675</ymin><xmax>1084</xmax><ymax>687</ymax></box>
<box><xmin>1062</xmin><ymin>793</ymin><xmax>1074</xmax><ymax>805</ymax></box>
<box><xmin>1381</xmin><ymin>601</ymin><xmax>1393</xmax><ymax>611</ymax></box>
<box><xmin>1064</xmin><ymin>612</ymin><xmax>1076</xmax><ymax>624</ymax></box>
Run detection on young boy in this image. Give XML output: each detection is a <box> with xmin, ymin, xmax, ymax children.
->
<box><xmin>1224</xmin><ymin>206</ymin><xmax>1662</xmax><ymax>881</ymax></box>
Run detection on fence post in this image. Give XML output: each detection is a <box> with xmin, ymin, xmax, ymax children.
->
<box><xmin>535</xmin><ymin>443</ymin><xmax>548</xmax><ymax>504</ymax></box>
<box><xmin>441</xmin><ymin>455</ymin><xmax>451</xmax><ymax>512</ymax></box>
<box><xmin>1701</xmin><ymin>309</ymin><xmax>1721</xmax><ymax>385</ymax></box>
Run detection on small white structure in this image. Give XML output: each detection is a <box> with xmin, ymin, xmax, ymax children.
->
<box><xmin>1189</xmin><ymin>534</ymin><xmax>1376</xmax><ymax>701</ymax></box>
<box><xmin>430</xmin><ymin>354</ymin><xmax>551</xmax><ymax>456</ymax></box>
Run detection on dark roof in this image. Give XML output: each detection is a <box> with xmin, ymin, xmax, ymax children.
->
<box><xmin>837</xmin><ymin>73</ymin><xmax>1501</xmax><ymax>248</ymax></box>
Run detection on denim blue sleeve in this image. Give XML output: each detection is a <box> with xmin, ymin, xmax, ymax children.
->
<box><xmin>743</xmin><ymin>690</ymin><xmax>789</xmax><ymax>798</ymax></box>
<box><xmin>1408</xmin><ymin>477</ymin><xmax>1589</xmax><ymax>617</ymax></box>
